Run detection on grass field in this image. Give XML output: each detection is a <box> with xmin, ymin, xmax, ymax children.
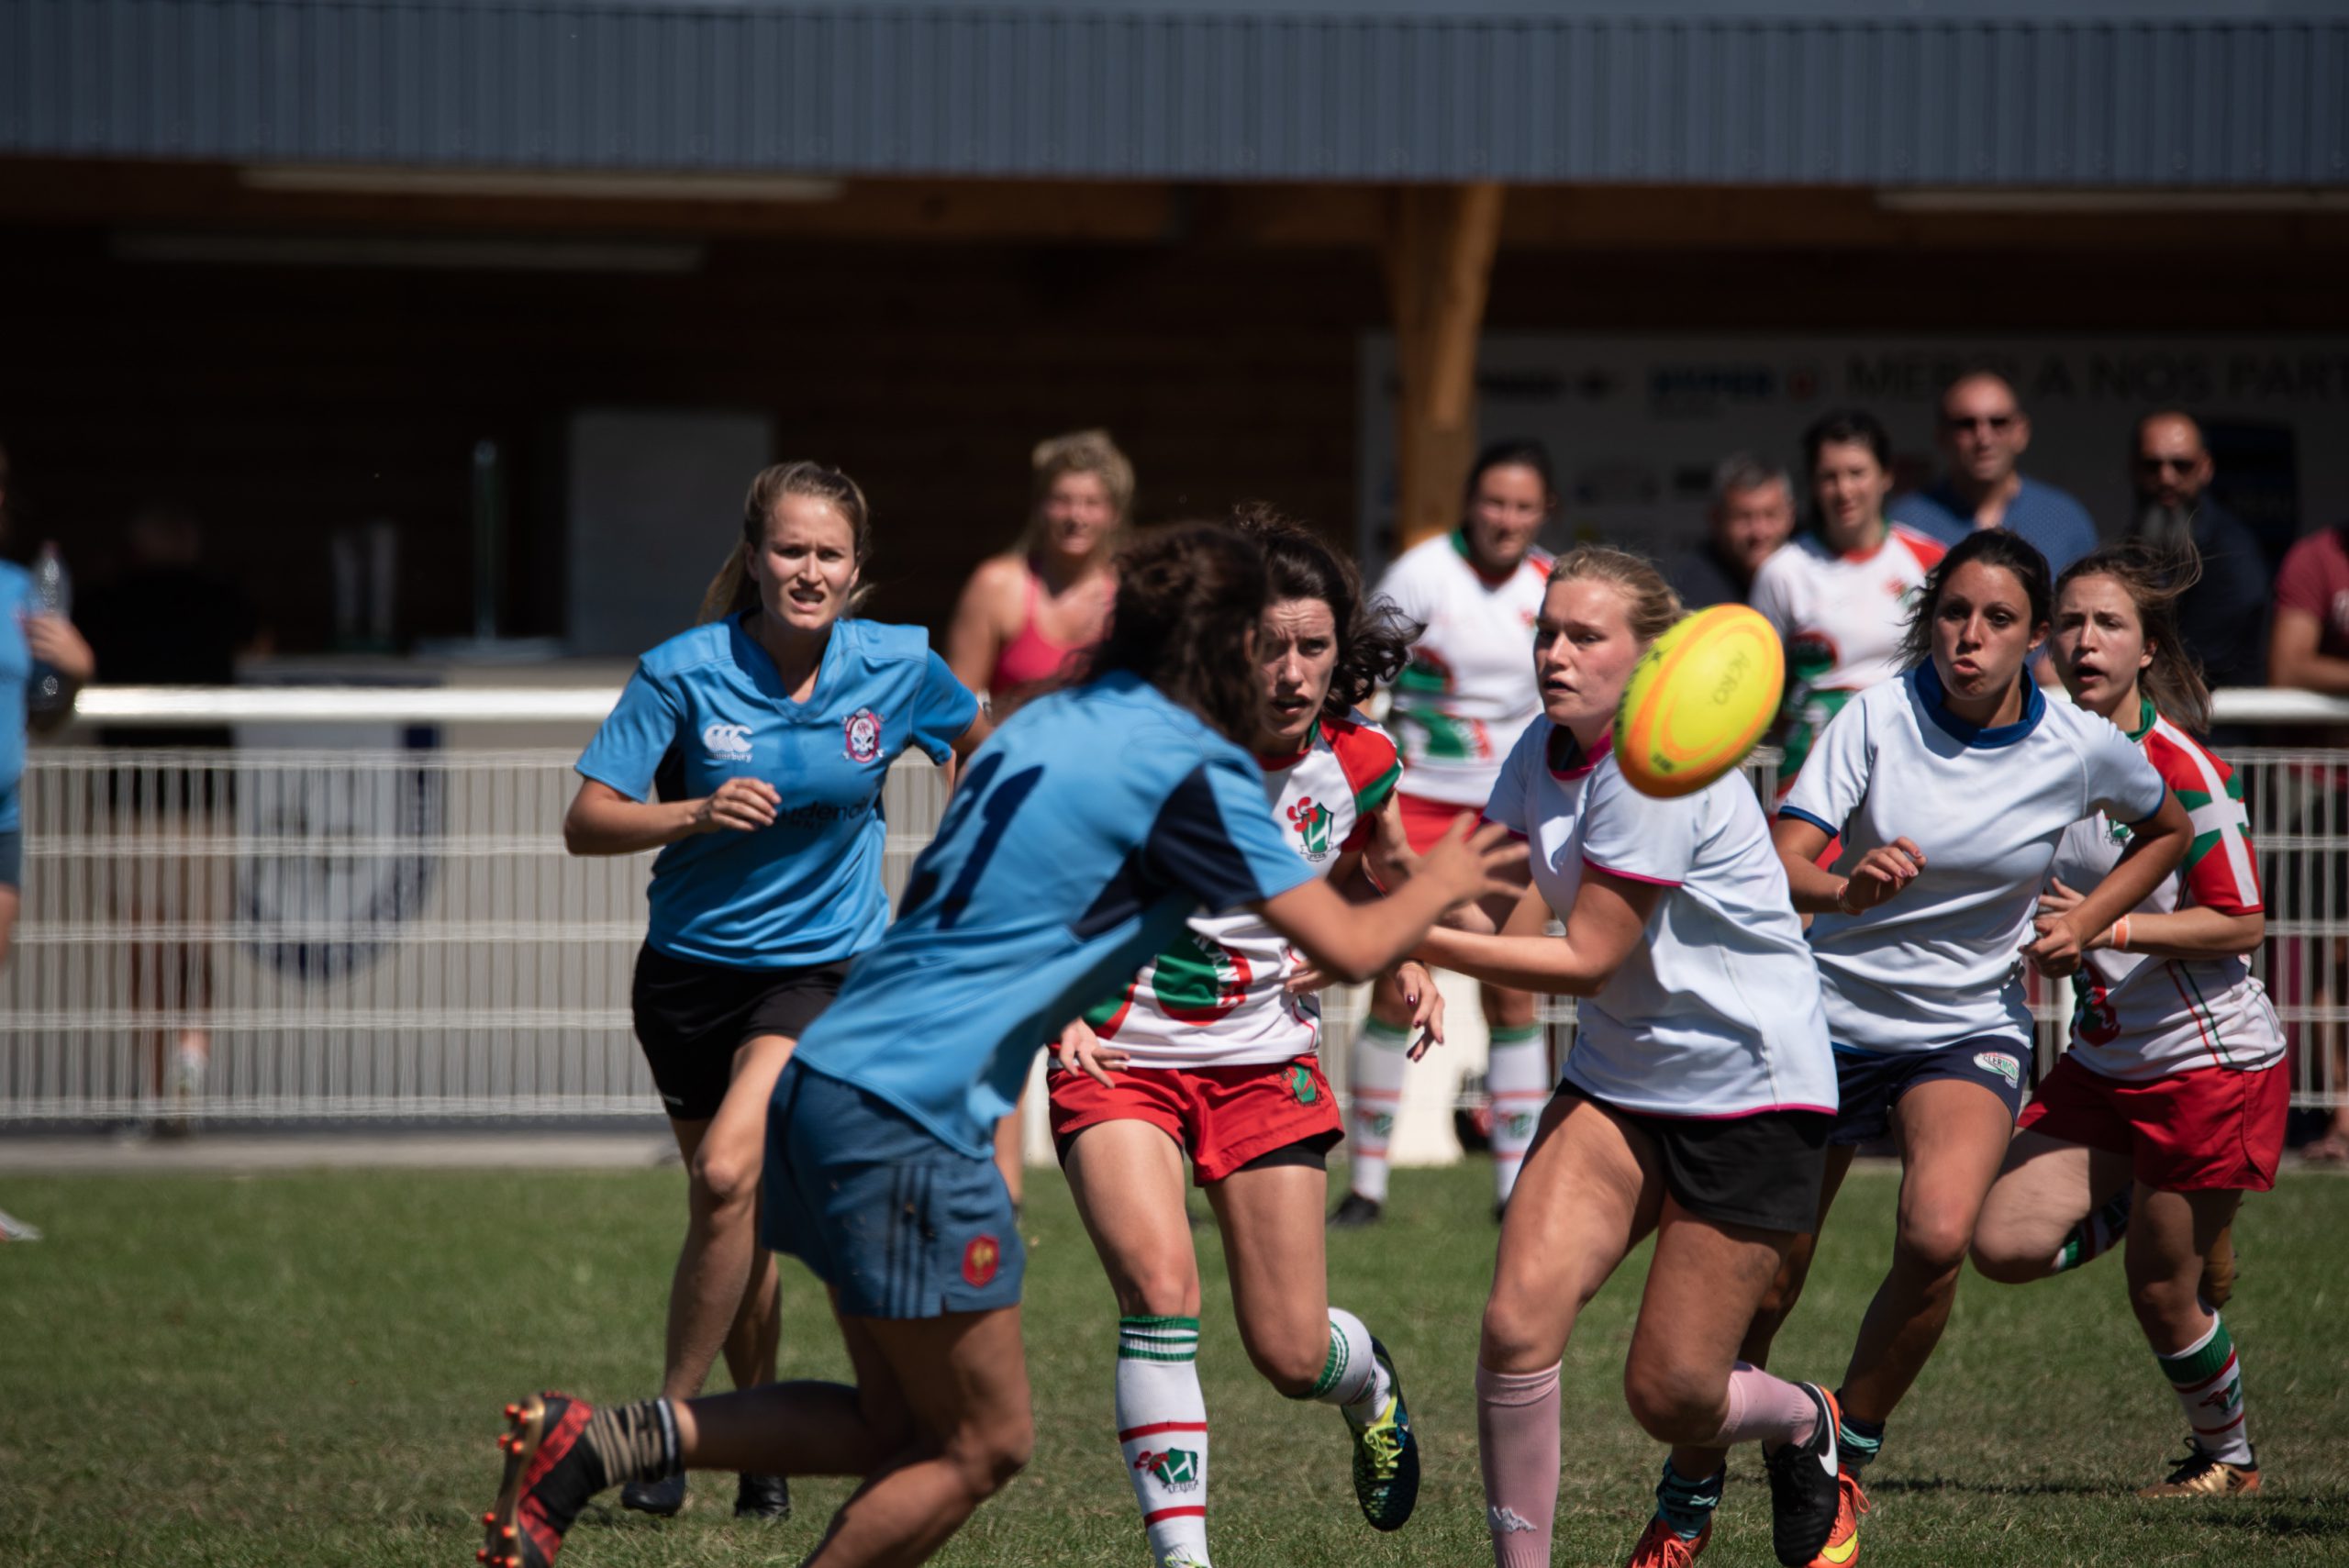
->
<box><xmin>2</xmin><ymin>1157</ymin><xmax>2344</xmax><ymax>1567</ymax></box>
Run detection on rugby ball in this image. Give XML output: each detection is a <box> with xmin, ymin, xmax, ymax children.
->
<box><xmin>1612</xmin><ymin>604</ymin><xmax>1784</xmax><ymax>799</ymax></box>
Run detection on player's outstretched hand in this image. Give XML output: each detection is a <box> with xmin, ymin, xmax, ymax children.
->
<box><xmin>1839</xmin><ymin>837</ymin><xmax>1925</xmax><ymax>912</ymax></box>
<box><xmin>1054</xmin><ymin>1017</ymin><xmax>1130</xmax><ymax>1087</ymax></box>
<box><xmin>695</xmin><ymin>776</ymin><xmax>781</xmax><ymax>833</ymax></box>
<box><xmin>1420</xmin><ymin>817</ymin><xmax>1528</xmax><ymax>910</ymax></box>
<box><xmin>1397</xmin><ymin>961</ymin><xmax>1446</xmax><ymax>1060</ymax></box>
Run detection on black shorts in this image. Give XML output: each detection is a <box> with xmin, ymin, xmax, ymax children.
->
<box><xmin>1828</xmin><ymin>1037</ymin><xmax>2030</xmax><ymax>1147</ymax></box>
<box><xmin>0</xmin><ymin>827</ymin><xmax>19</xmax><ymax>890</ymax></box>
<box><xmin>630</xmin><ymin>944</ymin><xmax>849</xmax><ymax>1121</ymax></box>
<box><xmin>1556</xmin><ymin>1087</ymin><xmax>1832</xmax><ymax>1236</ymax></box>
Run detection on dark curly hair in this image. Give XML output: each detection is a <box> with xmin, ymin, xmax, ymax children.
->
<box><xmin>1899</xmin><ymin>527</ymin><xmax>2053</xmax><ymax>669</ymax></box>
<box><xmin>1079</xmin><ymin>524</ymin><xmax>1270</xmax><ymax>742</ymax></box>
<box><xmin>1227</xmin><ymin>502</ymin><xmax>1415</xmax><ymax>723</ymax></box>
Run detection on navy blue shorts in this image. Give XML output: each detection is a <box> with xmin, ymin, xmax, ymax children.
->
<box><xmin>0</xmin><ymin>828</ymin><xmax>19</xmax><ymax>890</ymax></box>
<box><xmin>761</xmin><ymin>1059</ymin><xmax>1025</xmax><ymax>1320</ymax></box>
<box><xmin>1829</xmin><ymin>1038</ymin><xmax>2031</xmax><ymax>1146</ymax></box>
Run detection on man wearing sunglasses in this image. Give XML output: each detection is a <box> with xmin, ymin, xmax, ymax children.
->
<box><xmin>2129</xmin><ymin>410</ymin><xmax>2270</xmax><ymax>697</ymax></box>
<box><xmin>1891</xmin><ymin>371</ymin><xmax>2099</xmax><ymax>579</ymax></box>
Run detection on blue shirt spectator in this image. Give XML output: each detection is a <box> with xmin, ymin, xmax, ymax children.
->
<box><xmin>1888</xmin><ymin>371</ymin><xmax>2099</xmax><ymax>578</ymax></box>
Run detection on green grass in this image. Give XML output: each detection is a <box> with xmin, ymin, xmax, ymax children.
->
<box><xmin>2</xmin><ymin>1159</ymin><xmax>2344</xmax><ymax>1566</ymax></box>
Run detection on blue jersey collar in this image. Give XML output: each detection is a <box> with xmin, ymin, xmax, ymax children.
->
<box><xmin>729</xmin><ymin>610</ymin><xmax>847</xmax><ymax>712</ymax></box>
<box><xmin>1909</xmin><ymin>660</ymin><xmax>2043</xmax><ymax>749</ymax></box>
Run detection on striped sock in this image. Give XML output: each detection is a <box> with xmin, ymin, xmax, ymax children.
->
<box><xmin>1486</xmin><ymin>1025</ymin><xmax>1549</xmax><ymax>1206</ymax></box>
<box><xmin>1653</xmin><ymin>1457</ymin><xmax>1724</xmax><ymax>1543</ymax></box>
<box><xmin>1300</xmin><ymin>1306</ymin><xmax>1388</xmax><ymax>1418</ymax></box>
<box><xmin>2052</xmin><ymin>1187</ymin><xmax>2134</xmax><ymax>1273</ymax></box>
<box><xmin>1118</xmin><ymin>1316</ymin><xmax>1210</xmax><ymax>1568</ymax></box>
<box><xmin>1347</xmin><ymin>1020</ymin><xmax>1412</xmax><ymax>1204</ymax></box>
<box><xmin>2157</xmin><ymin>1312</ymin><xmax>2252</xmax><ymax>1464</ymax></box>
<box><xmin>1836</xmin><ymin>1405</ymin><xmax>1885</xmax><ymax>1473</ymax></box>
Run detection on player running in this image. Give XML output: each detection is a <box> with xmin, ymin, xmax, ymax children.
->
<box><xmin>481</xmin><ymin>523</ymin><xmax>1521</xmax><ymax>1568</ymax></box>
<box><xmin>562</xmin><ymin>461</ymin><xmax>984</xmax><ymax>1524</ymax></box>
<box><xmin>1050</xmin><ymin>508</ymin><xmax>1437</xmax><ymax>1568</ymax></box>
<box><xmin>1341</xmin><ymin>439</ymin><xmax>1555</xmax><ymax>1226</ymax></box>
<box><xmin>1679</xmin><ymin>528</ymin><xmax>2192</xmax><ymax>1568</ymax></box>
<box><xmin>1972</xmin><ymin>544</ymin><xmax>2284</xmax><ymax>1499</ymax></box>
<box><xmin>1409</xmin><ymin>546</ymin><xmax>1847</xmax><ymax>1568</ymax></box>
<box><xmin>1748</xmin><ymin>410</ymin><xmax>1945</xmax><ymax>793</ymax></box>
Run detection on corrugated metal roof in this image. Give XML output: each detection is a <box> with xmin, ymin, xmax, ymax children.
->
<box><xmin>3</xmin><ymin>2</ymin><xmax>2343</xmax><ymax>186</ymax></box>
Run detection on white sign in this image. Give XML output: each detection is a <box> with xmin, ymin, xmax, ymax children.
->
<box><xmin>1359</xmin><ymin>334</ymin><xmax>2349</xmax><ymax>577</ymax></box>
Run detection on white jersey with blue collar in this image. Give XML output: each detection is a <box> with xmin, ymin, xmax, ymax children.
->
<box><xmin>1481</xmin><ymin>719</ymin><xmax>1837</xmax><ymax>1120</ymax></box>
<box><xmin>1779</xmin><ymin>663</ymin><xmax>2169</xmax><ymax>1055</ymax></box>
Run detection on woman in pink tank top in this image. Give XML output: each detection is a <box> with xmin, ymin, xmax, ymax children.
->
<box><xmin>944</xmin><ymin>429</ymin><xmax>1132</xmax><ymax>1207</ymax></box>
<box><xmin>945</xmin><ymin>429</ymin><xmax>1129</xmax><ymax>720</ymax></box>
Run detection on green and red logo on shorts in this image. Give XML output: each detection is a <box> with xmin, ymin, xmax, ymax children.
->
<box><xmin>1287</xmin><ymin>1065</ymin><xmax>1319</xmax><ymax>1106</ymax></box>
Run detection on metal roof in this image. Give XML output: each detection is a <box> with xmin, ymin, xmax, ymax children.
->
<box><xmin>5</xmin><ymin>2</ymin><xmax>2344</xmax><ymax>186</ymax></box>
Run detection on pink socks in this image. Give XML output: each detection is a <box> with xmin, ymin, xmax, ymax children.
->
<box><xmin>1475</xmin><ymin>1362</ymin><xmax>1561</xmax><ymax>1568</ymax></box>
<box><xmin>1708</xmin><ymin>1362</ymin><xmax>1820</xmax><ymax>1449</ymax></box>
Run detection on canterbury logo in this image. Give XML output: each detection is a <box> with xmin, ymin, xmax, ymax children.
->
<box><xmin>702</xmin><ymin>722</ymin><xmax>752</xmax><ymax>762</ymax></box>
<box><xmin>1489</xmin><ymin>1506</ymin><xmax>1536</xmax><ymax>1534</ymax></box>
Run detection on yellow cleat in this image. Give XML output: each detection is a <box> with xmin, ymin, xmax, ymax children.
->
<box><xmin>1806</xmin><ymin>1469</ymin><xmax>1867</xmax><ymax>1568</ymax></box>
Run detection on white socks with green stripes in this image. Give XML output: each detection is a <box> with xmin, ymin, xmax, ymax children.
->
<box><xmin>2158</xmin><ymin>1311</ymin><xmax>2253</xmax><ymax>1463</ymax></box>
<box><xmin>1118</xmin><ymin>1316</ymin><xmax>1211</xmax><ymax>1568</ymax></box>
<box><xmin>1347</xmin><ymin>1020</ymin><xmax>1412</xmax><ymax>1203</ymax></box>
<box><xmin>1486</xmin><ymin>1024</ymin><xmax>1549</xmax><ymax>1206</ymax></box>
<box><xmin>1312</xmin><ymin>1306</ymin><xmax>1391</xmax><ymax>1422</ymax></box>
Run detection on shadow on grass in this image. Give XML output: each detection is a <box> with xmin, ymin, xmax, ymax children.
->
<box><xmin>1870</xmin><ymin>1477</ymin><xmax>2349</xmax><ymax>1538</ymax></box>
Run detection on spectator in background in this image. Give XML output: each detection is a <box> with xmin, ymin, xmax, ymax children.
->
<box><xmin>1667</xmin><ymin>452</ymin><xmax>1796</xmax><ymax>609</ymax></box>
<box><xmin>1891</xmin><ymin>371</ymin><xmax>2099</xmax><ymax>579</ymax></box>
<box><xmin>1750</xmin><ymin>410</ymin><xmax>1944</xmax><ymax>790</ymax></box>
<box><xmin>2130</xmin><ymin>410</ymin><xmax>2271</xmax><ymax>697</ymax></box>
<box><xmin>76</xmin><ymin>505</ymin><xmax>264</xmax><ymax>1125</ymax></box>
<box><xmin>2264</xmin><ymin>518</ymin><xmax>2349</xmax><ymax>1164</ymax></box>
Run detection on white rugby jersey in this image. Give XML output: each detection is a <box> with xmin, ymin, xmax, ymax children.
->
<box><xmin>1375</xmin><ymin>530</ymin><xmax>1553</xmax><ymax>807</ymax></box>
<box><xmin>2050</xmin><ymin>701</ymin><xmax>2283</xmax><ymax>1080</ymax></box>
<box><xmin>1748</xmin><ymin>527</ymin><xmax>1945</xmax><ymax>787</ymax></box>
<box><xmin>1780</xmin><ymin>664</ymin><xmax>2170</xmax><ymax>1055</ymax></box>
<box><xmin>1087</xmin><ymin>713</ymin><xmax>1403</xmax><ymax>1068</ymax></box>
<box><xmin>1480</xmin><ymin>719</ymin><xmax>1838</xmax><ymax>1119</ymax></box>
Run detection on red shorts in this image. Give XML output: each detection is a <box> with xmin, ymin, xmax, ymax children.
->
<box><xmin>1047</xmin><ymin>1054</ymin><xmax>1342</xmax><ymax>1185</ymax></box>
<box><xmin>1397</xmin><ymin>791</ymin><xmax>1478</xmax><ymax>855</ymax></box>
<box><xmin>2017</xmin><ymin>1054</ymin><xmax>2288</xmax><ymax>1193</ymax></box>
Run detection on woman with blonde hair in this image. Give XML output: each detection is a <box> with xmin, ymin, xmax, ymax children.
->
<box><xmin>564</xmin><ymin>460</ymin><xmax>985</xmax><ymax>1525</ymax></box>
<box><xmin>946</xmin><ymin>429</ymin><xmax>1132</xmax><ymax>1203</ymax></box>
<box><xmin>946</xmin><ymin>428</ymin><xmax>1131</xmax><ymax>717</ymax></box>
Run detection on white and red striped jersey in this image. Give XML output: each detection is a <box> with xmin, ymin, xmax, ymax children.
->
<box><xmin>2050</xmin><ymin>702</ymin><xmax>2283</xmax><ymax>1080</ymax></box>
<box><xmin>1749</xmin><ymin>526</ymin><xmax>1945</xmax><ymax>786</ymax></box>
<box><xmin>1086</xmin><ymin>712</ymin><xmax>1402</xmax><ymax>1068</ymax></box>
<box><xmin>1374</xmin><ymin>530</ymin><xmax>1553</xmax><ymax>807</ymax></box>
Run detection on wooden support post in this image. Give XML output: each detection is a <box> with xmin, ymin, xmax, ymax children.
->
<box><xmin>1383</xmin><ymin>182</ymin><xmax>1505</xmax><ymax>550</ymax></box>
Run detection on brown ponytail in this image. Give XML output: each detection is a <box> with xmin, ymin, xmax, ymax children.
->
<box><xmin>2054</xmin><ymin>541</ymin><xmax>2214</xmax><ymax>735</ymax></box>
<box><xmin>698</xmin><ymin>461</ymin><xmax>876</xmax><ymax>625</ymax></box>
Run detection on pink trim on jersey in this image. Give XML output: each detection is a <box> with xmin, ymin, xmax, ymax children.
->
<box><xmin>1546</xmin><ymin>725</ymin><xmax>1609</xmax><ymax>781</ymax></box>
<box><xmin>1621</xmin><ymin>1100</ymin><xmax>1840</xmax><ymax>1122</ymax></box>
<box><xmin>1581</xmin><ymin>852</ymin><xmax>1681</xmax><ymax>889</ymax></box>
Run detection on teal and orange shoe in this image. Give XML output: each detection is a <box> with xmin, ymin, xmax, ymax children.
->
<box><xmin>1626</xmin><ymin>1515</ymin><xmax>1711</xmax><ymax>1567</ymax></box>
<box><xmin>1344</xmin><ymin>1338</ymin><xmax>1420</xmax><ymax>1531</ymax></box>
<box><xmin>1806</xmin><ymin>1468</ymin><xmax>1868</xmax><ymax>1567</ymax></box>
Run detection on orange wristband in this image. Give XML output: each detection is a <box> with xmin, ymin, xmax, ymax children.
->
<box><xmin>2110</xmin><ymin>916</ymin><xmax>2132</xmax><ymax>953</ymax></box>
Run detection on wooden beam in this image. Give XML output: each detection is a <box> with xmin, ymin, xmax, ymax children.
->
<box><xmin>1384</xmin><ymin>183</ymin><xmax>1505</xmax><ymax>550</ymax></box>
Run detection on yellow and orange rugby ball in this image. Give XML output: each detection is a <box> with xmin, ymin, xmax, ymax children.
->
<box><xmin>1612</xmin><ymin>604</ymin><xmax>1785</xmax><ymax>799</ymax></box>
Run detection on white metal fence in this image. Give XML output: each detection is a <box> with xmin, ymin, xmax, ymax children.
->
<box><xmin>3</xmin><ymin>686</ymin><xmax>2345</xmax><ymax>1123</ymax></box>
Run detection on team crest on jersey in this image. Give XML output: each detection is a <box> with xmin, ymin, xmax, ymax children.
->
<box><xmin>1286</xmin><ymin>796</ymin><xmax>1336</xmax><ymax>859</ymax></box>
<box><xmin>702</xmin><ymin>721</ymin><xmax>753</xmax><ymax>762</ymax></box>
<box><xmin>2106</xmin><ymin>817</ymin><xmax>2134</xmax><ymax>847</ymax></box>
<box><xmin>843</xmin><ymin>707</ymin><xmax>883</xmax><ymax>763</ymax></box>
<box><xmin>962</xmin><ymin>1235</ymin><xmax>1000</xmax><ymax>1288</ymax></box>
<box><xmin>1973</xmin><ymin>1051</ymin><xmax>2021</xmax><ymax>1087</ymax></box>
<box><xmin>1153</xmin><ymin>932</ymin><xmax>1253</xmax><ymax>1024</ymax></box>
<box><xmin>1134</xmin><ymin>1447</ymin><xmax>1200</xmax><ymax>1492</ymax></box>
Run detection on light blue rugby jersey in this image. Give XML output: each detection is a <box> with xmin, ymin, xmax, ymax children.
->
<box><xmin>790</xmin><ymin>672</ymin><xmax>1316</xmax><ymax>1159</ymax></box>
<box><xmin>576</xmin><ymin>615</ymin><xmax>978</xmax><ymax>969</ymax></box>
<box><xmin>0</xmin><ymin>563</ymin><xmax>32</xmax><ymax>832</ymax></box>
